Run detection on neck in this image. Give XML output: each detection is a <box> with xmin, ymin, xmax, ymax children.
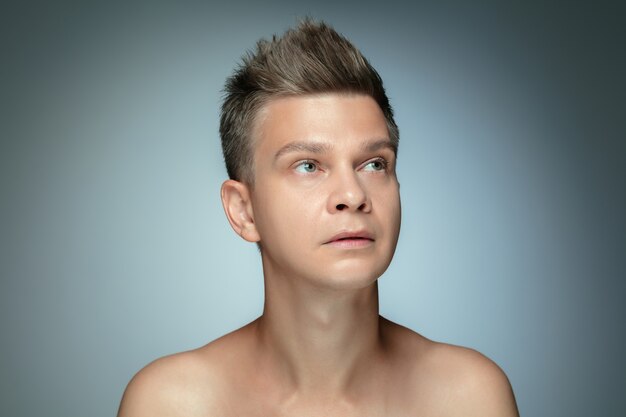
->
<box><xmin>254</xmin><ymin>265</ymin><xmax>384</xmax><ymax>395</ymax></box>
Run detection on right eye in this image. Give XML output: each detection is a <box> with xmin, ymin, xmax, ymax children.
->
<box><xmin>294</xmin><ymin>160</ymin><xmax>318</xmax><ymax>174</ymax></box>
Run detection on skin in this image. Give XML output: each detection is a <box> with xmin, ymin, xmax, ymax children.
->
<box><xmin>117</xmin><ymin>93</ymin><xmax>519</xmax><ymax>417</ymax></box>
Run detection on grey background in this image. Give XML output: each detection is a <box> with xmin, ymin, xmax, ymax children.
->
<box><xmin>1</xmin><ymin>1</ymin><xmax>624</xmax><ymax>416</ymax></box>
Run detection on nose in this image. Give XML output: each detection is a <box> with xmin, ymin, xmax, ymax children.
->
<box><xmin>327</xmin><ymin>170</ymin><xmax>371</xmax><ymax>214</ymax></box>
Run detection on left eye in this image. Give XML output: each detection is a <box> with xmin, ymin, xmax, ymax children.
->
<box><xmin>294</xmin><ymin>161</ymin><xmax>318</xmax><ymax>173</ymax></box>
<box><xmin>363</xmin><ymin>159</ymin><xmax>387</xmax><ymax>171</ymax></box>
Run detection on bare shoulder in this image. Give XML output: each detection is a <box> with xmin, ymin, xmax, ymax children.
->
<box><xmin>381</xmin><ymin>318</ymin><xmax>519</xmax><ymax>416</ymax></box>
<box><xmin>117</xmin><ymin>349</ymin><xmax>222</xmax><ymax>417</ymax></box>
<box><xmin>422</xmin><ymin>342</ymin><xmax>519</xmax><ymax>416</ymax></box>
<box><xmin>117</xmin><ymin>323</ymin><xmax>256</xmax><ymax>417</ymax></box>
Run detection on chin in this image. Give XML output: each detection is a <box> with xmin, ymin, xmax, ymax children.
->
<box><xmin>313</xmin><ymin>261</ymin><xmax>389</xmax><ymax>291</ymax></box>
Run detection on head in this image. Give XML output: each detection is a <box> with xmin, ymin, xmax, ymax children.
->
<box><xmin>219</xmin><ymin>20</ymin><xmax>401</xmax><ymax>290</ymax></box>
<box><xmin>220</xmin><ymin>18</ymin><xmax>399</xmax><ymax>186</ymax></box>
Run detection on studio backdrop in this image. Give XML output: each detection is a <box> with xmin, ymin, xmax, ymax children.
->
<box><xmin>1</xmin><ymin>1</ymin><xmax>624</xmax><ymax>416</ymax></box>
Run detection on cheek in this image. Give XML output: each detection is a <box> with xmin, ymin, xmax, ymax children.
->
<box><xmin>376</xmin><ymin>184</ymin><xmax>402</xmax><ymax>236</ymax></box>
<box><xmin>373</xmin><ymin>181</ymin><xmax>400</xmax><ymax>212</ymax></box>
<box><xmin>253</xmin><ymin>185</ymin><xmax>324</xmax><ymax>240</ymax></box>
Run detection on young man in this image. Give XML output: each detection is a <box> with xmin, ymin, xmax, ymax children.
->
<box><xmin>118</xmin><ymin>20</ymin><xmax>519</xmax><ymax>416</ymax></box>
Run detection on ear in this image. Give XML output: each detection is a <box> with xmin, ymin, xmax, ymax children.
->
<box><xmin>220</xmin><ymin>179</ymin><xmax>261</xmax><ymax>243</ymax></box>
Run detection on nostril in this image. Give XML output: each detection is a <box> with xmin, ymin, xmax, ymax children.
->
<box><xmin>336</xmin><ymin>204</ymin><xmax>348</xmax><ymax>211</ymax></box>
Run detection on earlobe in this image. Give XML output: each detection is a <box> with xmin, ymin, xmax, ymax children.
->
<box><xmin>220</xmin><ymin>180</ymin><xmax>261</xmax><ymax>243</ymax></box>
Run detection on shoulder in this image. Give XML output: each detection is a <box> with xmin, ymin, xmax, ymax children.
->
<box><xmin>418</xmin><ymin>342</ymin><xmax>519</xmax><ymax>416</ymax></box>
<box><xmin>116</xmin><ymin>349</ymin><xmax>226</xmax><ymax>417</ymax></box>
<box><xmin>380</xmin><ymin>319</ymin><xmax>518</xmax><ymax>416</ymax></box>
<box><xmin>117</xmin><ymin>324</ymin><xmax>257</xmax><ymax>417</ymax></box>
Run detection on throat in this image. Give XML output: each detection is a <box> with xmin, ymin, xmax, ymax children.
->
<box><xmin>256</xmin><ymin>282</ymin><xmax>383</xmax><ymax>392</ymax></box>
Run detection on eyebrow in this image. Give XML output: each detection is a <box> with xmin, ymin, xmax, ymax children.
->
<box><xmin>274</xmin><ymin>138</ymin><xmax>396</xmax><ymax>161</ymax></box>
<box><xmin>363</xmin><ymin>138</ymin><xmax>397</xmax><ymax>155</ymax></box>
<box><xmin>273</xmin><ymin>141</ymin><xmax>333</xmax><ymax>161</ymax></box>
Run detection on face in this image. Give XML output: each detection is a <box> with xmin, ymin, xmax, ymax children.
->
<box><xmin>248</xmin><ymin>93</ymin><xmax>401</xmax><ymax>290</ymax></box>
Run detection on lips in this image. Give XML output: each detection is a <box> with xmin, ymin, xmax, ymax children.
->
<box><xmin>325</xmin><ymin>230</ymin><xmax>374</xmax><ymax>244</ymax></box>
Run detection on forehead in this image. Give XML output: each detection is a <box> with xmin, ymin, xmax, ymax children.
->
<box><xmin>251</xmin><ymin>93</ymin><xmax>390</xmax><ymax>156</ymax></box>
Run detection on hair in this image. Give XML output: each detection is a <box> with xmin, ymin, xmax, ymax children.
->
<box><xmin>220</xmin><ymin>18</ymin><xmax>399</xmax><ymax>185</ymax></box>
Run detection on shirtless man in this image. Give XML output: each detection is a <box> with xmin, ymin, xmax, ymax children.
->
<box><xmin>118</xmin><ymin>20</ymin><xmax>519</xmax><ymax>417</ymax></box>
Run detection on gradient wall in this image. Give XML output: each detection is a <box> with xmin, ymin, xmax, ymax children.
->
<box><xmin>1</xmin><ymin>1</ymin><xmax>624</xmax><ymax>416</ymax></box>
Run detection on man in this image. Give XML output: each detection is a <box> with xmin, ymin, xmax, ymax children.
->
<box><xmin>118</xmin><ymin>19</ymin><xmax>519</xmax><ymax>416</ymax></box>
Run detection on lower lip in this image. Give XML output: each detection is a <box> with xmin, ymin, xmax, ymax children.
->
<box><xmin>326</xmin><ymin>238</ymin><xmax>374</xmax><ymax>248</ymax></box>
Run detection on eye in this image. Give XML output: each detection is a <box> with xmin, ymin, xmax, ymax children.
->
<box><xmin>362</xmin><ymin>158</ymin><xmax>387</xmax><ymax>172</ymax></box>
<box><xmin>294</xmin><ymin>160</ymin><xmax>318</xmax><ymax>174</ymax></box>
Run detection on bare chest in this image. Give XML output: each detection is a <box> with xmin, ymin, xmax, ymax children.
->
<box><xmin>213</xmin><ymin>383</ymin><xmax>447</xmax><ymax>417</ymax></box>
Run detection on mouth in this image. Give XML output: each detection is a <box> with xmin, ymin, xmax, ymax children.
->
<box><xmin>324</xmin><ymin>231</ymin><xmax>375</xmax><ymax>247</ymax></box>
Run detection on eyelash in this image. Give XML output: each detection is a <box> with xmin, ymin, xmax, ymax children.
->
<box><xmin>363</xmin><ymin>158</ymin><xmax>388</xmax><ymax>171</ymax></box>
<box><xmin>292</xmin><ymin>158</ymin><xmax>389</xmax><ymax>174</ymax></box>
<box><xmin>294</xmin><ymin>160</ymin><xmax>319</xmax><ymax>173</ymax></box>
